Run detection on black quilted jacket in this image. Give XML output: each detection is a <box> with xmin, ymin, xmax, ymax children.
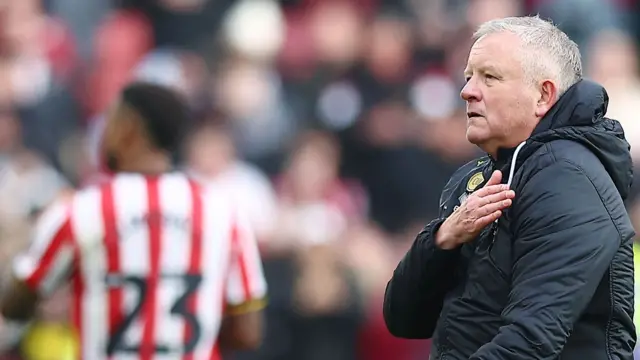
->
<box><xmin>383</xmin><ymin>79</ymin><xmax>636</xmax><ymax>359</ymax></box>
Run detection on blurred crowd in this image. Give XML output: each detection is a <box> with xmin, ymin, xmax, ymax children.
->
<box><xmin>0</xmin><ymin>0</ymin><xmax>639</xmax><ymax>359</ymax></box>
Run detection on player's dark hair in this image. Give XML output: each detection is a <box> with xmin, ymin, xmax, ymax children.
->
<box><xmin>121</xmin><ymin>82</ymin><xmax>190</xmax><ymax>153</ymax></box>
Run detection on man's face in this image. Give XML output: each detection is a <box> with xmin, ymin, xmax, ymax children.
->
<box><xmin>461</xmin><ymin>32</ymin><xmax>539</xmax><ymax>155</ymax></box>
<box><xmin>186</xmin><ymin>127</ymin><xmax>234</xmax><ymax>177</ymax></box>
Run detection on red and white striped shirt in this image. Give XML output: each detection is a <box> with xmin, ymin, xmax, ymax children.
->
<box><xmin>12</xmin><ymin>173</ymin><xmax>267</xmax><ymax>360</ymax></box>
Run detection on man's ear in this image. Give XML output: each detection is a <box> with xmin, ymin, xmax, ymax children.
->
<box><xmin>535</xmin><ymin>80</ymin><xmax>558</xmax><ymax>118</ymax></box>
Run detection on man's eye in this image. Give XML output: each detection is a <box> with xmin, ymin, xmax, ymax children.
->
<box><xmin>485</xmin><ymin>74</ymin><xmax>497</xmax><ymax>80</ymax></box>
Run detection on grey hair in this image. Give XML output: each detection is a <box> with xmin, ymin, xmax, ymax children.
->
<box><xmin>473</xmin><ymin>15</ymin><xmax>582</xmax><ymax>95</ymax></box>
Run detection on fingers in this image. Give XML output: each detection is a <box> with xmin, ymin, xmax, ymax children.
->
<box><xmin>474</xmin><ymin>210</ymin><xmax>502</xmax><ymax>227</ymax></box>
<box><xmin>475</xmin><ymin>183</ymin><xmax>509</xmax><ymax>197</ymax></box>
<box><xmin>480</xmin><ymin>190</ymin><xmax>515</xmax><ymax>205</ymax></box>
<box><xmin>452</xmin><ymin>170</ymin><xmax>515</xmax><ymax>240</ymax></box>
<box><xmin>471</xmin><ymin>193</ymin><xmax>513</xmax><ymax>229</ymax></box>
<box><xmin>478</xmin><ymin>198</ymin><xmax>512</xmax><ymax>216</ymax></box>
<box><xmin>474</xmin><ymin>170</ymin><xmax>504</xmax><ymax>197</ymax></box>
<box><xmin>484</xmin><ymin>170</ymin><xmax>502</xmax><ymax>187</ymax></box>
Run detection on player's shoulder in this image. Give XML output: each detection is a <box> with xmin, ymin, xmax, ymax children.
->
<box><xmin>83</xmin><ymin>172</ymin><xmax>198</xmax><ymax>190</ymax></box>
<box><xmin>198</xmin><ymin>183</ymin><xmax>234</xmax><ymax>208</ymax></box>
<box><xmin>70</xmin><ymin>172</ymin><xmax>172</xmax><ymax>207</ymax></box>
<box><xmin>198</xmin><ymin>182</ymin><xmax>247</xmax><ymax>222</ymax></box>
<box><xmin>76</xmin><ymin>171</ymin><xmax>233</xmax><ymax>208</ymax></box>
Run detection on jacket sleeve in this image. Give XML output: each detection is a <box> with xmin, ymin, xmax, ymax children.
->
<box><xmin>383</xmin><ymin>217</ymin><xmax>462</xmax><ymax>338</ymax></box>
<box><xmin>470</xmin><ymin>160</ymin><xmax>623</xmax><ymax>359</ymax></box>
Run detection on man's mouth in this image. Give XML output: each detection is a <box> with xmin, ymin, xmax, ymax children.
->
<box><xmin>467</xmin><ymin>112</ymin><xmax>483</xmax><ymax>119</ymax></box>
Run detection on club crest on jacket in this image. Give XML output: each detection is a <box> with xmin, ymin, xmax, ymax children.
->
<box><xmin>467</xmin><ymin>172</ymin><xmax>485</xmax><ymax>192</ymax></box>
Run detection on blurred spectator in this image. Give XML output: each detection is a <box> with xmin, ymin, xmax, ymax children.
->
<box><xmin>341</xmin><ymin>99</ymin><xmax>473</xmax><ymax>234</ymax></box>
<box><xmin>465</xmin><ymin>0</ymin><xmax>522</xmax><ymax>29</ymax></box>
<box><xmin>586</xmin><ymin>29</ymin><xmax>640</xmax><ymax>159</ymax></box>
<box><xmin>48</xmin><ymin>0</ymin><xmax>110</xmax><ymax>61</ymax></box>
<box><xmin>534</xmin><ymin>0</ymin><xmax>626</xmax><ymax>50</ymax></box>
<box><xmin>185</xmin><ymin>120</ymin><xmax>278</xmax><ymax>243</ymax></box>
<box><xmin>0</xmin><ymin>0</ymin><xmax>81</xmax><ymax>170</ymax></box>
<box><xmin>133</xmin><ymin>48</ymin><xmax>210</xmax><ymax>113</ymax></box>
<box><xmin>0</xmin><ymin>108</ymin><xmax>69</xmax><ymax>268</ymax></box>
<box><xmin>288</xmin><ymin>242</ymin><xmax>363</xmax><ymax>360</ymax></box>
<box><xmin>86</xmin><ymin>9</ymin><xmax>153</xmax><ymax>116</ymax></box>
<box><xmin>586</xmin><ymin>28</ymin><xmax>640</xmax><ymax>207</ymax></box>
<box><xmin>120</xmin><ymin>0</ymin><xmax>235</xmax><ymax>52</ymax></box>
<box><xmin>271</xmin><ymin>130</ymin><xmax>366</xmax><ymax>252</ymax></box>
<box><xmin>0</xmin><ymin>108</ymin><xmax>70</xmax><ymax>360</ymax></box>
<box><xmin>213</xmin><ymin>56</ymin><xmax>297</xmax><ymax>174</ymax></box>
<box><xmin>222</xmin><ymin>0</ymin><xmax>285</xmax><ymax>64</ymax></box>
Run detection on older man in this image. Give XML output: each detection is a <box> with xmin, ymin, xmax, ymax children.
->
<box><xmin>383</xmin><ymin>16</ymin><xmax>636</xmax><ymax>359</ymax></box>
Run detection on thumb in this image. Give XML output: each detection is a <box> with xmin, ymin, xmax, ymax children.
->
<box><xmin>485</xmin><ymin>170</ymin><xmax>502</xmax><ymax>186</ymax></box>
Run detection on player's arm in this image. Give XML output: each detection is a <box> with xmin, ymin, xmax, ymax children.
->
<box><xmin>0</xmin><ymin>200</ymin><xmax>75</xmax><ymax>351</ymax></box>
<box><xmin>1</xmin><ymin>200</ymin><xmax>75</xmax><ymax>321</ymax></box>
<box><xmin>219</xmin><ymin>215</ymin><xmax>267</xmax><ymax>351</ymax></box>
<box><xmin>470</xmin><ymin>161</ymin><xmax>632</xmax><ymax>359</ymax></box>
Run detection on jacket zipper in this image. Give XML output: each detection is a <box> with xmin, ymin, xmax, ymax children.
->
<box><xmin>490</xmin><ymin>160</ymin><xmax>500</xmax><ymax>246</ymax></box>
<box><xmin>485</xmin><ymin>161</ymin><xmax>508</xmax><ymax>279</ymax></box>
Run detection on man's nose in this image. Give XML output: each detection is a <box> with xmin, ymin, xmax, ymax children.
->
<box><xmin>460</xmin><ymin>79</ymin><xmax>480</xmax><ymax>102</ymax></box>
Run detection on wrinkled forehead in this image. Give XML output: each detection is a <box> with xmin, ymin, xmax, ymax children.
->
<box><xmin>464</xmin><ymin>32</ymin><xmax>525</xmax><ymax>74</ymax></box>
